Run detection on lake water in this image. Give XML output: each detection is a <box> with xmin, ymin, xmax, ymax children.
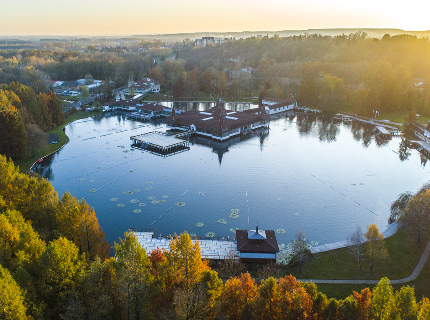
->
<box><xmin>33</xmin><ymin>111</ymin><xmax>430</xmax><ymax>249</ymax></box>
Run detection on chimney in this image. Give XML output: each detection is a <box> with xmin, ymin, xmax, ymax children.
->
<box><xmin>256</xmin><ymin>225</ymin><xmax>258</xmax><ymax>233</ymax></box>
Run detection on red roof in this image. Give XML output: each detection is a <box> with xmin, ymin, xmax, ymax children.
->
<box><xmin>236</xmin><ymin>229</ymin><xmax>279</xmax><ymax>253</ymax></box>
<box><xmin>137</xmin><ymin>103</ymin><xmax>167</xmax><ymax>112</ymax></box>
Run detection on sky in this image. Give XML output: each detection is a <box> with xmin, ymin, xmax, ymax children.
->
<box><xmin>1</xmin><ymin>0</ymin><xmax>430</xmax><ymax>36</ymax></box>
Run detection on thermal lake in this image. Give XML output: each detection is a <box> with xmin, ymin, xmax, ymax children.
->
<box><xmin>33</xmin><ymin>110</ymin><xmax>430</xmax><ymax>249</ymax></box>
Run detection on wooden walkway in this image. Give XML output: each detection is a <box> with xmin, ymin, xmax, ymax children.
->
<box><xmin>134</xmin><ymin>231</ymin><xmax>239</xmax><ymax>260</ymax></box>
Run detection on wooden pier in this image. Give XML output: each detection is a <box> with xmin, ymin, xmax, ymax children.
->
<box><xmin>131</xmin><ymin>229</ymin><xmax>239</xmax><ymax>260</ymax></box>
<box><xmin>130</xmin><ymin>131</ymin><xmax>190</xmax><ymax>157</ymax></box>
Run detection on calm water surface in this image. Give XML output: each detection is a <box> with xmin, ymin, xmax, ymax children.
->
<box><xmin>34</xmin><ymin>111</ymin><xmax>430</xmax><ymax>248</ymax></box>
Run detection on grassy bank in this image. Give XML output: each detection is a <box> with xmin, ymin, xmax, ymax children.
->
<box><xmin>282</xmin><ymin>230</ymin><xmax>429</xmax><ymax>300</ymax></box>
<box><xmin>15</xmin><ymin>110</ymin><xmax>101</xmax><ymax>172</ymax></box>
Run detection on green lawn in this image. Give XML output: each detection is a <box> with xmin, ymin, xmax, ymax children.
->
<box><xmin>15</xmin><ymin>110</ymin><xmax>101</xmax><ymax>172</ymax></box>
<box><xmin>282</xmin><ymin>230</ymin><xmax>429</xmax><ymax>299</ymax></box>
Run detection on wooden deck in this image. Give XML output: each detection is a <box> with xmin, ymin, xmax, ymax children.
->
<box><xmin>133</xmin><ymin>231</ymin><xmax>239</xmax><ymax>260</ymax></box>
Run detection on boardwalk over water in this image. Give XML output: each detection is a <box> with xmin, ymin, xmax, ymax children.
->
<box><xmin>134</xmin><ymin>230</ymin><xmax>238</xmax><ymax>260</ymax></box>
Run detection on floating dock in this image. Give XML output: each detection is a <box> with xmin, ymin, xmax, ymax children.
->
<box><xmin>130</xmin><ymin>131</ymin><xmax>190</xmax><ymax>157</ymax></box>
<box><xmin>132</xmin><ymin>229</ymin><xmax>239</xmax><ymax>260</ymax></box>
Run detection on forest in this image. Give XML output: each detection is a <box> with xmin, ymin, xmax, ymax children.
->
<box><xmin>2</xmin><ymin>32</ymin><xmax>430</xmax><ymax>119</ymax></box>
<box><xmin>1</xmin><ymin>153</ymin><xmax>430</xmax><ymax>319</ymax></box>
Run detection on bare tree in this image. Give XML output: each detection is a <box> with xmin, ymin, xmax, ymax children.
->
<box><xmin>291</xmin><ymin>231</ymin><xmax>310</xmax><ymax>273</ymax></box>
<box><xmin>347</xmin><ymin>225</ymin><xmax>365</xmax><ymax>271</ymax></box>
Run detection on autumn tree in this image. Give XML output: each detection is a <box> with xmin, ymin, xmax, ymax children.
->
<box><xmin>365</xmin><ymin>224</ymin><xmax>388</xmax><ymax>271</ymax></box>
<box><xmin>148</xmin><ymin>68</ymin><xmax>163</xmax><ymax>84</ymax></box>
<box><xmin>372</xmin><ymin>277</ymin><xmax>395</xmax><ymax>320</ymax></box>
<box><xmin>62</xmin><ymin>257</ymin><xmax>115</xmax><ymax>320</ymax></box>
<box><xmin>252</xmin><ymin>277</ymin><xmax>280</xmax><ymax>319</ymax></box>
<box><xmin>351</xmin><ymin>288</ymin><xmax>373</xmax><ymax>320</ymax></box>
<box><xmin>26</xmin><ymin>123</ymin><xmax>47</xmax><ymax>158</ymax></box>
<box><xmin>57</xmin><ymin>192</ymin><xmax>110</xmax><ymax>260</ymax></box>
<box><xmin>113</xmin><ymin>231</ymin><xmax>152</xmax><ymax>320</ymax></box>
<box><xmin>220</xmin><ymin>273</ymin><xmax>257</xmax><ymax>319</ymax></box>
<box><xmin>394</xmin><ymin>285</ymin><xmax>418</xmax><ymax>320</ymax></box>
<box><xmin>0</xmin><ymin>90</ymin><xmax>27</xmax><ymax>160</ymax></box>
<box><xmin>173</xmin><ymin>76</ymin><xmax>185</xmax><ymax>100</ymax></box>
<box><xmin>161</xmin><ymin>232</ymin><xmax>209</xmax><ymax>287</ymax></box>
<box><xmin>0</xmin><ymin>209</ymin><xmax>46</xmax><ymax>272</ymax></box>
<box><xmin>401</xmin><ymin>189</ymin><xmax>430</xmax><ymax>242</ymax></box>
<box><xmin>37</xmin><ymin>237</ymin><xmax>86</xmax><ymax>319</ymax></box>
<box><xmin>0</xmin><ymin>264</ymin><xmax>27</xmax><ymax>319</ymax></box>
<box><xmin>389</xmin><ymin>192</ymin><xmax>413</xmax><ymax>223</ymax></box>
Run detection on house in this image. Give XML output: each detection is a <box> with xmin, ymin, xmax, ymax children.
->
<box><xmin>195</xmin><ymin>37</ymin><xmax>227</xmax><ymax>47</ymax></box>
<box><xmin>236</xmin><ymin>226</ymin><xmax>279</xmax><ymax>263</ymax></box>
<box><xmin>137</xmin><ymin>103</ymin><xmax>171</xmax><ymax>118</ymax></box>
<box><xmin>240</xmin><ymin>67</ymin><xmax>255</xmax><ymax>74</ymax></box>
<box><xmin>166</xmin><ymin>99</ymin><xmax>269</xmax><ymax>141</ymax></box>
<box><xmin>127</xmin><ymin>78</ymin><xmax>160</xmax><ymax>95</ymax></box>
<box><xmin>102</xmin><ymin>99</ymin><xmax>139</xmax><ymax>112</ymax></box>
<box><xmin>264</xmin><ymin>98</ymin><xmax>296</xmax><ymax>115</ymax></box>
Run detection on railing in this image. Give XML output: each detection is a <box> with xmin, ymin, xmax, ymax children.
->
<box><xmin>130</xmin><ymin>228</ymin><xmax>155</xmax><ymax>233</ymax></box>
<box><xmin>151</xmin><ymin>234</ymin><xmax>234</xmax><ymax>242</ymax></box>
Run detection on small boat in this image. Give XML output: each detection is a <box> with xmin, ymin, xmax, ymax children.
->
<box><xmin>37</xmin><ymin>158</ymin><xmax>43</xmax><ymax>163</ymax></box>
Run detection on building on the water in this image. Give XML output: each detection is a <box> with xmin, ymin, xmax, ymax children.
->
<box><xmin>235</xmin><ymin>226</ymin><xmax>279</xmax><ymax>263</ymax></box>
<box><xmin>263</xmin><ymin>97</ymin><xmax>297</xmax><ymax>115</ymax></box>
<box><xmin>166</xmin><ymin>99</ymin><xmax>269</xmax><ymax>141</ymax></box>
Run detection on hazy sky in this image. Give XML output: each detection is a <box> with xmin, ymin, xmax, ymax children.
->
<box><xmin>2</xmin><ymin>0</ymin><xmax>429</xmax><ymax>36</ymax></box>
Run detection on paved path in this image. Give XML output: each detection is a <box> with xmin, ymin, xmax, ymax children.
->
<box><xmin>299</xmin><ymin>240</ymin><xmax>430</xmax><ymax>285</ymax></box>
<box><xmin>310</xmin><ymin>222</ymin><xmax>399</xmax><ymax>254</ymax></box>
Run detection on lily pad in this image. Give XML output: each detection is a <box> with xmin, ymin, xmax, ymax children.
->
<box><xmin>146</xmin><ymin>187</ymin><xmax>153</xmax><ymax>190</ymax></box>
<box><xmin>148</xmin><ymin>196</ymin><xmax>156</xmax><ymax>200</ymax></box>
<box><xmin>177</xmin><ymin>202</ymin><xmax>185</xmax><ymax>207</ymax></box>
<box><xmin>196</xmin><ymin>222</ymin><xmax>204</xmax><ymax>227</ymax></box>
<box><xmin>117</xmin><ymin>203</ymin><xmax>125</xmax><ymax>207</ymax></box>
<box><xmin>217</xmin><ymin>219</ymin><xmax>227</xmax><ymax>224</ymax></box>
<box><xmin>139</xmin><ymin>203</ymin><xmax>146</xmax><ymax>206</ymax></box>
<box><xmin>311</xmin><ymin>241</ymin><xmax>318</xmax><ymax>246</ymax></box>
<box><xmin>133</xmin><ymin>189</ymin><xmax>140</xmax><ymax>192</ymax></box>
<box><xmin>80</xmin><ymin>178</ymin><xmax>85</xmax><ymax>181</ymax></box>
<box><xmin>198</xmin><ymin>191</ymin><xmax>205</xmax><ymax>195</ymax></box>
<box><xmin>145</xmin><ymin>182</ymin><xmax>153</xmax><ymax>185</ymax></box>
<box><xmin>90</xmin><ymin>180</ymin><xmax>94</xmax><ymax>183</ymax></box>
<box><xmin>130</xmin><ymin>199</ymin><xmax>139</xmax><ymax>203</ymax></box>
<box><xmin>276</xmin><ymin>229</ymin><xmax>285</xmax><ymax>234</ymax></box>
<box><xmin>190</xmin><ymin>233</ymin><xmax>197</xmax><ymax>237</ymax></box>
<box><xmin>229</xmin><ymin>213</ymin><xmax>239</xmax><ymax>218</ymax></box>
<box><xmin>151</xmin><ymin>200</ymin><xmax>158</xmax><ymax>204</ymax></box>
<box><xmin>205</xmin><ymin>232</ymin><xmax>215</xmax><ymax>238</ymax></box>
<box><xmin>162</xmin><ymin>195</ymin><xmax>168</xmax><ymax>199</ymax></box>
<box><xmin>123</xmin><ymin>191</ymin><xmax>133</xmax><ymax>195</ymax></box>
<box><xmin>110</xmin><ymin>198</ymin><xmax>118</xmax><ymax>201</ymax></box>
<box><xmin>231</xmin><ymin>209</ymin><xmax>240</xmax><ymax>214</ymax></box>
<box><xmin>158</xmin><ymin>200</ymin><xmax>166</xmax><ymax>204</ymax></box>
<box><xmin>230</xmin><ymin>228</ymin><xmax>238</xmax><ymax>233</ymax></box>
<box><xmin>90</xmin><ymin>189</ymin><xmax>97</xmax><ymax>192</ymax></box>
<box><xmin>133</xmin><ymin>209</ymin><xmax>142</xmax><ymax>213</ymax></box>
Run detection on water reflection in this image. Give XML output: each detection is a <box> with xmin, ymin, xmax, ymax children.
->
<box><xmin>158</xmin><ymin>101</ymin><xmax>258</xmax><ymax>112</ymax></box>
<box><xmin>398</xmin><ymin>139</ymin><xmax>411</xmax><ymax>161</ymax></box>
